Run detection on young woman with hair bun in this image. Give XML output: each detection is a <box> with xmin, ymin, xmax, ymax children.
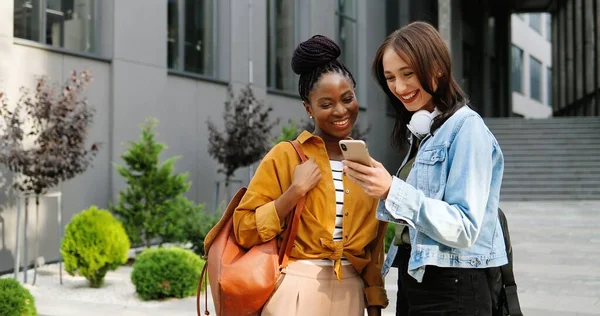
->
<box><xmin>234</xmin><ymin>35</ymin><xmax>389</xmax><ymax>316</ymax></box>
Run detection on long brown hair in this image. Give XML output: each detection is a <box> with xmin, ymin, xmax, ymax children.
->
<box><xmin>372</xmin><ymin>21</ymin><xmax>468</xmax><ymax>149</ymax></box>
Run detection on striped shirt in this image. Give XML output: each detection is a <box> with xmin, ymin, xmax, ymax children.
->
<box><xmin>331</xmin><ymin>160</ymin><xmax>345</xmax><ymax>243</ymax></box>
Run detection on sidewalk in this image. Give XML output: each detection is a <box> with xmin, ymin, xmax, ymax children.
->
<box><xmin>499</xmin><ymin>200</ymin><xmax>600</xmax><ymax>316</ymax></box>
<box><xmin>6</xmin><ymin>200</ymin><xmax>599</xmax><ymax>315</ymax></box>
<box><xmin>12</xmin><ymin>262</ymin><xmax>395</xmax><ymax>316</ymax></box>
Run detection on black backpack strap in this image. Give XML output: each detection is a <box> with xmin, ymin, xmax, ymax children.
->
<box><xmin>498</xmin><ymin>208</ymin><xmax>523</xmax><ymax>316</ymax></box>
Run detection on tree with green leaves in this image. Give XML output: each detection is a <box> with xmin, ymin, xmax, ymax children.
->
<box><xmin>112</xmin><ymin>118</ymin><xmax>203</xmax><ymax>248</ymax></box>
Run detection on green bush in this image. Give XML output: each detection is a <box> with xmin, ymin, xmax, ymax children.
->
<box><xmin>131</xmin><ymin>247</ymin><xmax>205</xmax><ymax>301</ymax></box>
<box><xmin>113</xmin><ymin>118</ymin><xmax>201</xmax><ymax>247</ymax></box>
<box><xmin>61</xmin><ymin>206</ymin><xmax>130</xmax><ymax>288</ymax></box>
<box><xmin>184</xmin><ymin>208</ymin><xmax>220</xmax><ymax>256</ymax></box>
<box><xmin>0</xmin><ymin>278</ymin><xmax>37</xmax><ymax>316</ymax></box>
<box><xmin>384</xmin><ymin>223</ymin><xmax>396</xmax><ymax>253</ymax></box>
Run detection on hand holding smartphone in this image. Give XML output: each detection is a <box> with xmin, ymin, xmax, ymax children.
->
<box><xmin>339</xmin><ymin>140</ymin><xmax>372</xmax><ymax>167</ymax></box>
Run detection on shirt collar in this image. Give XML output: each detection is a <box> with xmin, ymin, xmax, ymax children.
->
<box><xmin>297</xmin><ymin>130</ymin><xmax>315</xmax><ymax>144</ymax></box>
<box><xmin>296</xmin><ymin>130</ymin><xmax>354</xmax><ymax>145</ymax></box>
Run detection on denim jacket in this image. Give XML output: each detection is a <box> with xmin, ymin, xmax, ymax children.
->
<box><xmin>379</xmin><ymin>106</ymin><xmax>508</xmax><ymax>282</ymax></box>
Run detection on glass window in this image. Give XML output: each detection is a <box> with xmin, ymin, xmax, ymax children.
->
<box><xmin>14</xmin><ymin>0</ymin><xmax>97</xmax><ymax>53</ymax></box>
<box><xmin>529</xmin><ymin>13</ymin><xmax>542</xmax><ymax>34</ymax></box>
<box><xmin>167</xmin><ymin>0</ymin><xmax>216</xmax><ymax>77</ymax></box>
<box><xmin>336</xmin><ymin>0</ymin><xmax>357</xmax><ymax>74</ymax></box>
<box><xmin>511</xmin><ymin>45</ymin><xmax>523</xmax><ymax>93</ymax></box>
<box><xmin>530</xmin><ymin>56</ymin><xmax>542</xmax><ymax>102</ymax></box>
<box><xmin>267</xmin><ymin>0</ymin><xmax>297</xmax><ymax>92</ymax></box>
<box><xmin>167</xmin><ymin>0</ymin><xmax>179</xmax><ymax>69</ymax></box>
<box><xmin>547</xmin><ymin>67</ymin><xmax>552</xmax><ymax>106</ymax></box>
<box><xmin>184</xmin><ymin>0</ymin><xmax>214</xmax><ymax>75</ymax></box>
<box><xmin>14</xmin><ymin>0</ymin><xmax>42</xmax><ymax>42</ymax></box>
<box><xmin>546</xmin><ymin>14</ymin><xmax>551</xmax><ymax>42</ymax></box>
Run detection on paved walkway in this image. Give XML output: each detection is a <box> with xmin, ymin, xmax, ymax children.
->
<box><xmin>5</xmin><ymin>200</ymin><xmax>599</xmax><ymax>315</ymax></box>
<box><xmin>377</xmin><ymin>201</ymin><xmax>600</xmax><ymax>316</ymax></box>
<box><xmin>499</xmin><ymin>200</ymin><xmax>600</xmax><ymax>316</ymax></box>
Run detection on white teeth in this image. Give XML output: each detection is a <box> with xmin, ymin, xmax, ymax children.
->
<box><xmin>333</xmin><ymin>119</ymin><xmax>349</xmax><ymax>126</ymax></box>
<box><xmin>401</xmin><ymin>91</ymin><xmax>417</xmax><ymax>100</ymax></box>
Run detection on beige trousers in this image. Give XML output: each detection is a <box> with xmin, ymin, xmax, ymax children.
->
<box><xmin>261</xmin><ymin>261</ymin><xmax>366</xmax><ymax>316</ymax></box>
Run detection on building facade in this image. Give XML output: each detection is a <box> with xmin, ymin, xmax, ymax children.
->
<box><xmin>1</xmin><ymin>0</ymin><xmax>590</xmax><ymax>273</ymax></box>
<box><xmin>551</xmin><ymin>0</ymin><xmax>600</xmax><ymax>116</ymax></box>
<box><xmin>511</xmin><ymin>13</ymin><xmax>553</xmax><ymax>118</ymax></box>
<box><xmin>1</xmin><ymin>0</ymin><xmax>371</xmax><ymax>273</ymax></box>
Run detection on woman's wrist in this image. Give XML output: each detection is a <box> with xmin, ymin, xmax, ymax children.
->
<box><xmin>288</xmin><ymin>183</ymin><xmax>306</xmax><ymax>199</ymax></box>
<box><xmin>381</xmin><ymin>175</ymin><xmax>394</xmax><ymax>200</ymax></box>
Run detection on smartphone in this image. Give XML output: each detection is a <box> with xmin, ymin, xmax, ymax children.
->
<box><xmin>339</xmin><ymin>140</ymin><xmax>372</xmax><ymax>166</ymax></box>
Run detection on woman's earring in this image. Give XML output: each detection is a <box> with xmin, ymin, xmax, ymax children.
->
<box><xmin>309</xmin><ymin>115</ymin><xmax>313</xmax><ymax>119</ymax></box>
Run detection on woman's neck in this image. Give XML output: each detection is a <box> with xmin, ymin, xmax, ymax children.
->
<box><xmin>313</xmin><ymin>129</ymin><xmax>345</xmax><ymax>160</ymax></box>
<box><xmin>420</xmin><ymin>101</ymin><xmax>436</xmax><ymax>113</ymax></box>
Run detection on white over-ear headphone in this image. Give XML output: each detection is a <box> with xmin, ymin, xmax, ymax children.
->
<box><xmin>407</xmin><ymin>108</ymin><xmax>442</xmax><ymax>139</ymax></box>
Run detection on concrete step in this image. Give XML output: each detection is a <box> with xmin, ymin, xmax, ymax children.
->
<box><xmin>485</xmin><ymin>120</ymin><xmax>600</xmax><ymax>131</ymax></box>
<box><xmin>501</xmin><ymin>155</ymin><xmax>600</xmax><ymax>162</ymax></box>
<box><xmin>501</xmin><ymin>149</ymin><xmax>599</xmax><ymax>156</ymax></box>
<box><xmin>485</xmin><ymin>117</ymin><xmax>600</xmax><ymax>125</ymax></box>
<box><xmin>490</xmin><ymin>127</ymin><xmax>600</xmax><ymax>134</ymax></box>
<box><xmin>494</xmin><ymin>131</ymin><xmax>600</xmax><ymax>137</ymax></box>
<box><xmin>503</xmin><ymin>168</ymin><xmax>600</xmax><ymax>175</ymax></box>
<box><xmin>494</xmin><ymin>132</ymin><xmax>600</xmax><ymax>139</ymax></box>
<box><xmin>505</xmin><ymin>161</ymin><xmax>600</xmax><ymax>168</ymax></box>
<box><xmin>501</xmin><ymin>173</ymin><xmax>600</xmax><ymax>180</ymax></box>
<box><xmin>485</xmin><ymin>117</ymin><xmax>599</xmax><ymax>200</ymax></box>
<box><xmin>500</xmin><ymin>187</ymin><xmax>600</xmax><ymax>195</ymax></box>
<box><xmin>496</xmin><ymin>138</ymin><xmax>600</xmax><ymax>146</ymax></box>
<box><xmin>498</xmin><ymin>144</ymin><xmax>600</xmax><ymax>150</ymax></box>
<box><xmin>488</xmin><ymin>124</ymin><xmax>600</xmax><ymax>130</ymax></box>
<box><xmin>502</xmin><ymin>179</ymin><xmax>600</xmax><ymax>187</ymax></box>
<box><xmin>500</xmin><ymin>193</ymin><xmax>599</xmax><ymax>201</ymax></box>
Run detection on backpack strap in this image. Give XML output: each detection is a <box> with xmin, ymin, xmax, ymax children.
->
<box><xmin>279</xmin><ymin>140</ymin><xmax>308</xmax><ymax>268</ymax></box>
<box><xmin>498</xmin><ymin>208</ymin><xmax>523</xmax><ymax>316</ymax></box>
<box><xmin>289</xmin><ymin>139</ymin><xmax>308</xmax><ymax>162</ymax></box>
<box><xmin>198</xmin><ymin>263</ymin><xmax>209</xmax><ymax>315</ymax></box>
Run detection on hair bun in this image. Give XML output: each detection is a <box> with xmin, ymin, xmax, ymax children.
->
<box><xmin>291</xmin><ymin>35</ymin><xmax>341</xmax><ymax>75</ymax></box>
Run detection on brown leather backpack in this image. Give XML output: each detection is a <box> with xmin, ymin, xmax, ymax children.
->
<box><xmin>197</xmin><ymin>140</ymin><xmax>307</xmax><ymax>316</ymax></box>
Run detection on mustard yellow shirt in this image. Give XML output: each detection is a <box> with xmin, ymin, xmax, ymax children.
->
<box><xmin>233</xmin><ymin>131</ymin><xmax>389</xmax><ymax>308</ymax></box>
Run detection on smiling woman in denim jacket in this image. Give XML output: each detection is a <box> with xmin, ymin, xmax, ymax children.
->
<box><xmin>343</xmin><ymin>21</ymin><xmax>507</xmax><ymax>316</ymax></box>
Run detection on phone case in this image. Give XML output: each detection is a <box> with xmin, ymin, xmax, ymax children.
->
<box><xmin>339</xmin><ymin>140</ymin><xmax>372</xmax><ymax>166</ymax></box>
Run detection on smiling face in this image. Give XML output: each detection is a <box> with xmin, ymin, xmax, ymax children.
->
<box><xmin>382</xmin><ymin>47</ymin><xmax>435</xmax><ymax>112</ymax></box>
<box><xmin>304</xmin><ymin>72</ymin><xmax>359</xmax><ymax>140</ymax></box>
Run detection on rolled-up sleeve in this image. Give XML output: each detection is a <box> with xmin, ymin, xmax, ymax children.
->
<box><xmin>254</xmin><ymin>201</ymin><xmax>282</xmax><ymax>242</ymax></box>
<box><xmin>233</xmin><ymin>144</ymin><xmax>291</xmax><ymax>249</ymax></box>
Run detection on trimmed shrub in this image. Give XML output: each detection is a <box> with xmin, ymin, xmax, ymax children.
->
<box><xmin>0</xmin><ymin>278</ymin><xmax>37</xmax><ymax>316</ymax></box>
<box><xmin>61</xmin><ymin>206</ymin><xmax>130</xmax><ymax>288</ymax></box>
<box><xmin>385</xmin><ymin>223</ymin><xmax>396</xmax><ymax>253</ymax></box>
<box><xmin>131</xmin><ymin>247</ymin><xmax>205</xmax><ymax>301</ymax></box>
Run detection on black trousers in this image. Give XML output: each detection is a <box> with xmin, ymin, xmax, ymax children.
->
<box><xmin>394</xmin><ymin>246</ymin><xmax>492</xmax><ymax>316</ymax></box>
